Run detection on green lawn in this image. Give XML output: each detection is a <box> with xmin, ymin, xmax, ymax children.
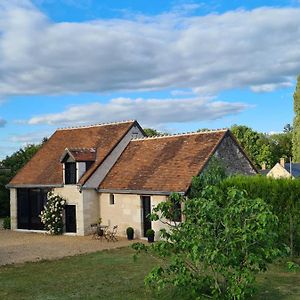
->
<box><xmin>0</xmin><ymin>247</ymin><xmax>299</xmax><ymax>300</ymax></box>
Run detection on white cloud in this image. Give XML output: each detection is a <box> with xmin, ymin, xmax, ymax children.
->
<box><xmin>9</xmin><ymin>131</ymin><xmax>50</xmax><ymax>144</ymax></box>
<box><xmin>27</xmin><ymin>97</ymin><xmax>249</xmax><ymax>127</ymax></box>
<box><xmin>0</xmin><ymin>2</ymin><xmax>299</xmax><ymax>98</ymax></box>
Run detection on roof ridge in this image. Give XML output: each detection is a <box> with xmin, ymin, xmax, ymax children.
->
<box><xmin>57</xmin><ymin>120</ymin><xmax>135</xmax><ymax>131</ymax></box>
<box><xmin>67</xmin><ymin>147</ymin><xmax>96</xmax><ymax>152</ymax></box>
<box><xmin>132</xmin><ymin>128</ymin><xmax>228</xmax><ymax>141</ymax></box>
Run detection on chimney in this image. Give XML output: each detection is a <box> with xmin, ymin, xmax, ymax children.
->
<box><xmin>280</xmin><ymin>158</ymin><xmax>285</xmax><ymax>167</ymax></box>
<box><xmin>261</xmin><ymin>163</ymin><xmax>266</xmax><ymax>170</ymax></box>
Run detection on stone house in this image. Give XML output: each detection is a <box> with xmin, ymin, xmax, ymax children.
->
<box><xmin>261</xmin><ymin>158</ymin><xmax>300</xmax><ymax>179</ymax></box>
<box><xmin>7</xmin><ymin>120</ymin><xmax>257</xmax><ymax>239</ymax></box>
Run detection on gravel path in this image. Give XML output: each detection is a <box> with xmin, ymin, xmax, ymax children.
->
<box><xmin>0</xmin><ymin>230</ymin><xmax>137</xmax><ymax>266</ymax></box>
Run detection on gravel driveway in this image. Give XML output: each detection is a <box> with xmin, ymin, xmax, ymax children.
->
<box><xmin>0</xmin><ymin>230</ymin><xmax>136</xmax><ymax>266</ymax></box>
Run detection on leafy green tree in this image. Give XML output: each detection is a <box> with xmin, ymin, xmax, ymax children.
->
<box><xmin>143</xmin><ymin>128</ymin><xmax>162</xmax><ymax>137</ymax></box>
<box><xmin>0</xmin><ymin>142</ymin><xmax>44</xmax><ymax>217</ymax></box>
<box><xmin>268</xmin><ymin>132</ymin><xmax>293</xmax><ymax>163</ymax></box>
<box><xmin>231</xmin><ymin>125</ymin><xmax>274</xmax><ymax>168</ymax></box>
<box><xmin>133</xmin><ymin>187</ymin><xmax>280</xmax><ymax>299</ymax></box>
<box><xmin>293</xmin><ymin>75</ymin><xmax>300</xmax><ymax>162</ymax></box>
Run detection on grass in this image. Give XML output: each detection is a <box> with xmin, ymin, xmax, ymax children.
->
<box><xmin>0</xmin><ymin>247</ymin><xmax>300</xmax><ymax>300</ymax></box>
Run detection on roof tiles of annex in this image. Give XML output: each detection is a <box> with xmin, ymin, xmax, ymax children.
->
<box><xmin>99</xmin><ymin>129</ymin><xmax>228</xmax><ymax>194</ymax></box>
<box><xmin>8</xmin><ymin>121</ymin><xmax>136</xmax><ymax>187</ymax></box>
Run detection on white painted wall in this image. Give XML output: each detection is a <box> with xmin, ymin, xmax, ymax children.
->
<box><xmin>77</xmin><ymin>162</ymin><xmax>86</xmax><ymax>181</ymax></box>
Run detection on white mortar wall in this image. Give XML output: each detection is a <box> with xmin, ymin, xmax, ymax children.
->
<box><xmin>10</xmin><ymin>188</ymin><xmax>17</xmax><ymax>230</ymax></box>
<box><xmin>53</xmin><ymin>185</ymin><xmax>84</xmax><ymax>235</ymax></box>
<box><xmin>82</xmin><ymin>189</ymin><xmax>99</xmax><ymax>234</ymax></box>
<box><xmin>99</xmin><ymin>193</ymin><xmax>167</xmax><ymax>239</ymax></box>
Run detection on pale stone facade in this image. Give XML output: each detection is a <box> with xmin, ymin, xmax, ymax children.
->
<box><xmin>99</xmin><ymin>193</ymin><xmax>167</xmax><ymax>239</ymax></box>
<box><xmin>10</xmin><ymin>188</ymin><xmax>17</xmax><ymax>230</ymax></box>
<box><xmin>267</xmin><ymin>163</ymin><xmax>293</xmax><ymax>179</ymax></box>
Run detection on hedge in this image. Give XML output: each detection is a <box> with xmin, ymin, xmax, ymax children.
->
<box><xmin>221</xmin><ymin>175</ymin><xmax>300</xmax><ymax>256</ymax></box>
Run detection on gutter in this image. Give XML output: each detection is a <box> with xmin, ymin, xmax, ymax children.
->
<box><xmin>96</xmin><ymin>188</ymin><xmax>185</xmax><ymax>196</ymax></box>
<box><xmin>6</xmin><ymin>184</ymin><xmax>64</xmax><ymax>189</ymax></box>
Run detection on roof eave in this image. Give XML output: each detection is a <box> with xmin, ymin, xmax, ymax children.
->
<box><xmin>96</xmin><ymin>188</ymin><xmax>185</xmax><ymax>196</ymax></box>
<box><xmin>6</xmin><ymin>184</ymin><xmax>64</xmax><ymax>189</ymax></box>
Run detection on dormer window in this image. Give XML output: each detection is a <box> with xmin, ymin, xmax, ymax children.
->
<box><xmin>65</xmin><ymin>162</ymin><xmax>77</xmax><ymax>184</ymax></box>
<box><xmin>60</xmin><ymin>148</ymin><xmax>96</xmax><ymax>185</ymax></box>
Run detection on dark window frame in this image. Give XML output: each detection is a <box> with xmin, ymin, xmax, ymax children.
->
<box><xmin>65</xmin><ymin>162</ymin><xmax>77</xmax><ymax>184</ymax></box>
<box><xmin>109</xmin><ymin>194</ymin><xmax>115</xmax><ymax>205</ymax></box>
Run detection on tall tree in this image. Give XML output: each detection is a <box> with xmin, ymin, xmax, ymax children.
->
<box><xmin>230</xmin><ymin>125</ymin><xmax>274</xmax><ymax>168</ymax></box>
<box><xmin>0</xmin><ymin>142</ymin><xmax>44</xmax><ymax>217</ymax></box>
<box><xmin>293</xmin><ymin>75</ymin><xmax>300</xmax><ymax>162</ymax></box>
<box><xmin>143</xmin><ymin>128</ymin><xmax>162</xmax><ymax>137</ymax></box>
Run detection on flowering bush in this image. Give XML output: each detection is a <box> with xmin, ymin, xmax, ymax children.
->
<box><xmin>40</xmin><ymin>192</ymin><xmax>66</xmax><ymax>235</ymax></box>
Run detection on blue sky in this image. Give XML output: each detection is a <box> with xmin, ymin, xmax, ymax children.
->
<box><xmin>0</xmin><ymin>0</ymin><xmax>299</xmax><ymax>158</ymax></box>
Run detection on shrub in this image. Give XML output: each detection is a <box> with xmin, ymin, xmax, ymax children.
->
<box><xmin>126</xmin><ymin>227</ymin><xmax>134</xmax><ymax>240</ymax></box>
<box><xmin>146</xmin><ymin>229</ymin><xmax>155</xmax><ymax>237</ymax></box>
<box><xmin>133</xmin><ymin>186</ymin><xmax>280</xmax><ymax>299</ymax></box>
<box><xmin>40</xmin><ymin>192</ymin><xmax>66</xmax><ymax>235</ymax></box>
<box><xmin>3</xmin><ymin>216</ymin><xmax>10</xmax><ymax>229</ymax></box>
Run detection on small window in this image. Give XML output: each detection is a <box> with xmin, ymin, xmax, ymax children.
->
<box><xmin>65</xmin><ymin>162</ymin><xmax>77</xmax><ymax>184</ymax></box>
<box><xmin>109</xmin><ymin>194</ymin><xmax>115</xmax><ymax>205</ymax></box>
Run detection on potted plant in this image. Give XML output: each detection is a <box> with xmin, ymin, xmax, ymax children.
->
<box><xmin>96</xmin><ymin>218</ymin><xmax>103</xmax><ymax>236</ymax></box>
<box><xmin>146</xmin><ymin>229</ymin><xmax>155</xmax><ymax>243</ymax></box>
<box><xmin>126</xmin><ymin>227</ymin><xmax>134</xmax><ymax>240</ymax></box>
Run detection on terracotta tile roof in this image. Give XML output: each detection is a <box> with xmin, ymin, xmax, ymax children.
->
<box><xmin>9</xmin><ymin>121</ymin><xmax>135</xmax><ymax>186</ymax></box>
<box><xmin>99</xmin><ymin>130</ymin><xmax>228</xmax><ymax>193</ymax></box>
<box><xmin>61</xmin><ymin>148</ymin><xmax>96</xmax><ymax>162</ymax></box>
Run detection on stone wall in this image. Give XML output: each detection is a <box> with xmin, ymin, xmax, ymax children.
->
<box><xmin>213</xmin><ymin>135</ymin><xmax>257</xmax><ymax>175</ymax></box>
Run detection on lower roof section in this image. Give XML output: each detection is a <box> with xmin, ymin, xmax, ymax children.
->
<box><xmin>99</xmin><ymin>130</ymin><xmax>228</xmax><ymax>193</ymax></box>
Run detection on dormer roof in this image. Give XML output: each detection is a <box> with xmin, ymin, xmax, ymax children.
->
<box><xmin>60</xmin><ymin>148</ymin><xmax>96</xmax><ymax>163</ymax></box>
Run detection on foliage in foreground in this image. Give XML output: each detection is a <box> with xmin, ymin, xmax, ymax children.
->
<box><xmin>133</xmin><ymin>186</ymin><xmax>280</xmax><ymax>299</ymax></box>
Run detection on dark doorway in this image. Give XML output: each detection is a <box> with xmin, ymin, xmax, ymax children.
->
<box><xmin>141</xmin><ymin>196</ymin><xmax>151</xmax><ymax>237</ymax></box>
<box><xmin>17</xmin><ymin>188</ymin><xmax>48</xmax><ymax>230</ymax></box>
<box><xmin>65</xmin><ymin>205</ymin><xmax>76</xmax><ymax>233</ymax></box>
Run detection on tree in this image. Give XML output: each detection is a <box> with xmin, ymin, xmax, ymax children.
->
<box><xmin>293</xmin><ymin>75</ymin><xmax>300</xmax><ymax>162</ymax></box>
<box><xmin>230</xmin><ymin>125</ymin><xmax>274</xmax><ymax>168</ymax></box>
<box><xmin>143</xmin><ymin>128</ymin><xmax>162</xmax><ymax>137</ymax></box>
<box><xmin>0</xmin><ymin>142</ymin><xmax>44</xmax><ymax>217</ymax></box>
<box><xmin>133</xmin><ymin>186</ymin><xmax>280</xmax><ymax>299</ymax></box>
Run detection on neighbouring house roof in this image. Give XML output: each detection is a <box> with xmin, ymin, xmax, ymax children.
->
<box><xmin>284</xmin><ymin>163</ymin><xmax>300</xmax><ymax>177</ymax></box>
<box><xmin>99</xmin><ymin>129</ymin><xmax>229</xmax><ymax>193</ymax></box>
<box><xmin>60</xmin><ymin>148</ymin><xmax>97</xmax><ymax>162</ymax></box>
<box><xmin>262</xmin><ymin>162</ymin><xmax>300</xmax><ymax>178</ymax></box>
<box><xmin>259</xmin><ymin>169</ymin><xmax>270</xmax><ymax>176</ymax></box>
<box><xmin>8</xmin><ymin>121</ymin><xmax>137</xmax><ymax>187</ymax></box>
